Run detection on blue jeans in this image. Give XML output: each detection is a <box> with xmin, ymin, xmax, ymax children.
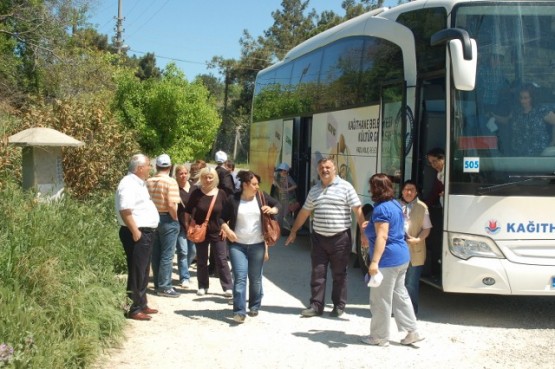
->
<box><xmin>229</xmin><ymin>242</ymin><xmax>265</xmax><ymax>316</ymax></box>
<box><xmin>405</xmin><ymin>264</ymin><xmax>423</xmax><ymax>314</ymax></box>
<box><xmin>151</xmin><ymin>214</ymin><xmax>180</xmax><ymax>290</ymax></box>
<box><xmin>176</xmin><ymin>227</ymin><xmax>196</xmax><ymax>282</ymax></box>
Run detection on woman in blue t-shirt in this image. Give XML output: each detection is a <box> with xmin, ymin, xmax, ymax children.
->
<box><xmin>361</xmin><ymin>173</ymin><xmax>424</xmax><ymax>347</ymax></box>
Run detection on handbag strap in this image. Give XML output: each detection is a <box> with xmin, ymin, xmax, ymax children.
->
<box><xmin>203</xmin><ymin>190</ymin><xmax>218</xmax><ymax>223</ymax></box>
<box><xmin>257</xmin><ymin>191</ymin><xmax>267</xmax><ymax>208</ymax></box>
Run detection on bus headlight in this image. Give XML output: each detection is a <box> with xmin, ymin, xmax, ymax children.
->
<box><xmin>448</xmin><ymin>233</ymin><xmax>505</xmax><ymax>260</ymax></box>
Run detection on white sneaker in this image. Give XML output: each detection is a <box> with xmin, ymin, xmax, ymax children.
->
<box><xmin>224</xmin><ymin>289</ymin><xmax>233</xmax><ymax>297</ymax></box>
<box><xmin>360</xmin><ymin>335</ymin><xmax>389</xmax><ymax>347</ymax></box>
<box><xmin>180</xmin><ymin>280</ymin><xmax>190</xmax><ymax>289</ymax></box>
<box><xmin>401</xmin><ymin>331</ymin><xmax>425</xmax><ymax>345</ymax></box>
<box><xmin>196</xmin><ymin>288</ymin><xmax>206</xmax><ymax>296</ymax></box>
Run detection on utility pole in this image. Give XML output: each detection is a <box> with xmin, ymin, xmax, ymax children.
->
<box><xmin>115</xmin><ymin>0</ymin><xmax>125</xmax><ymax>53</ymax></box>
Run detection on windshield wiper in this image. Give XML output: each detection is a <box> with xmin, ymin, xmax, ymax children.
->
<box><xmin>508</xmin><ymin>175</ymin><xmax>555</xmax><ymax>180</ymax></box>
<box><xmin>477</xmin><ymin>178</ymin><xmax>534</xmax><ymax>194</ymax></box>
<box><xmin>477</xmin><ymin>174</ymin><xmax>555</xmax><ymax>194</ymax></box>
<box><xmin>477</xmin><ymin>173</ymin><xmax>555</xmax><ymax>195</ymax></box>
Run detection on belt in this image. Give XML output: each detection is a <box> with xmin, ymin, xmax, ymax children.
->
<box><xmin>138</xmin><ymin>227</ymin><xmax>157</xmax><ymax>233</ymax></box>
<box><xmin>159</xmin><ymin>212</ymin><xmax>169</xmax><ymax>215</ymax></box>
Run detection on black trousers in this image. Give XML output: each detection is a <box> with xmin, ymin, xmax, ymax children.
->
<box><xmin>309</xmin><ymin>229</ymin><xmax>352</xmax><ymax>312</ymax></box>
<box><xmin>119</xmin><ymin>226</ymin><xmax>154</xmax><ymax>315</ymax></box>
<box><xmin>195</xmin><ymin>238</ymin><xmax>233</xmax><ymax>291</ymax></box>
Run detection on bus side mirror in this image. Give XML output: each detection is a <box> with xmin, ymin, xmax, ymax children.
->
<box><xmin>431</xmin><ymin>28</ymin><xmax>477</xmax><ymax>91</ymax></box>
<box><xmin>449</xmin><ymin>38</ymin><xmax>477</xmax><ymax>91</ymax></box>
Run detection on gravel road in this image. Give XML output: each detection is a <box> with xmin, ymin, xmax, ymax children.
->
<box><xmin>94</xmin><ymin>235</ymin><xmax>555</xmax><ymax>369</ymax></box>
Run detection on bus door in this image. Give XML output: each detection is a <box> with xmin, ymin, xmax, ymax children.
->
<box><xmin>292</xmin><ymin>116</ymin><xmax>312</xmax><ymax>205</ymax></box>
<box><xmin>379</xmin><ymin>81</ymin><xmax>412</xmax><ymax>192</ymax></box>
<box><xmin>417</xmin><ymin>77</ymin><xmax>446</xmax><ymax>285</ymax></box>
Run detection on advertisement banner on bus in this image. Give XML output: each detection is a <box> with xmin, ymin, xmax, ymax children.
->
<box><xmin>311</xmin><ymin>106</ymin><xmax>380</xmax><ymax>200</ymax></box>
<box><xmin>250</xmin><ymin>119</ymin><xmax>284</xmax><ymax>193</ymax></box>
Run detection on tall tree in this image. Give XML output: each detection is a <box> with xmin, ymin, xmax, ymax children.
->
<box><xmin>114</xmin><ymin>63</ymin><xmax>220</xmax><ymax>162</ymax></box>
<box><xmin>134</xmin><ymin>52</ymin><xmax>162</xmax><ymax>81</ymax></box>
<box><xmin>342</xmin><ymin>0</ymin><xmax>375</xmax><ymax>19</ymax></box>
<box><xmin>0</xmin><ymin>0</ymin><xmax>92</xmax><ymax>100</ymax></box>
<box><xmin>264</xmin><ymin>0</ymin><xmax>317</xmax><ymax>60</ymax></box>
<box><xmin>195</xmin><ymin>74</ymin><xmax>225</xmax><ymax>103</ymax></box>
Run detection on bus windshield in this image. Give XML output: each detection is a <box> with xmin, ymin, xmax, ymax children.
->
<box><xmin>451</xmin><ymin>3</ymin><xmax>555</xmax><ymax>196</ymax></box>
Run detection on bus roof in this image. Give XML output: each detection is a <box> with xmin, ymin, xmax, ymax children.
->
<box><xmin>273</xmin><ymin>0</ymin><xmax>523</xmax><ymax>71</ymax></box>
<box><xmin>283</xmin><ymin>7</ymin><xmax>387</xmax><ymax>62</ymax></box>
<box><xmin>264</xmin><ymin>1</ymin><xmax>455</xmax><ymax>75</ymax></box>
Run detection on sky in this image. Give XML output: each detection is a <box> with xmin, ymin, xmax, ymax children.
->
<box><xmin>88</xmin><ymin>0</ymin><xmax>374</xmax><ymax>80</ymax></box>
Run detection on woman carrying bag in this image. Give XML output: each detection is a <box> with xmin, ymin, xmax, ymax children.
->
<box><xmin>185</xmin><ymin>167</ymin><xmax>233</xmax><ymax>296</ymax></box>
<box><xmin>220</xmin><ymin>170</ymin><xmax>280</xmax><ymax>323</ymax></box>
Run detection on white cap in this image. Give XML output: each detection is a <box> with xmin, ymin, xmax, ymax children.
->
<box><xmin>365</xmin><ymin>271</ymin><xmax>383</xmax><ymax>288</ymax></box>
<box><xmin>215</xmin><ymin>150</ymin><xmax>227</xmax><ymax>164</ymax></box>
<box><xmin>156</xmin><ymin>154</ymin><xmax>171</xmax><ymax>168</ymax></box>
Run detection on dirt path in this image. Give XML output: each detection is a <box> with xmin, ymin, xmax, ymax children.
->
<box><xmin>94</xmin><ymin>236</ymin><xmax>555</xmax><ymax>369</ymax></box>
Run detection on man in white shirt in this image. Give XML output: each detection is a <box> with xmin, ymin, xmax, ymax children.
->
<box><xmin>115</xmin><ymin>154</ymin><xmax>160</xmax><ymax>321</ymax></box>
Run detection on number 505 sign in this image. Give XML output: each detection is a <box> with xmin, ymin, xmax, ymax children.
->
<box><xmin>463</xmin><ymin>157</ymin><xmax>480</xmax><ymax>173</ymax></box>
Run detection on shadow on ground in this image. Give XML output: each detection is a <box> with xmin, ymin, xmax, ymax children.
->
<box><xmin>264</xmin><ymin>235</ymin><xmax>555</xmax><ymax>330</ymax></box>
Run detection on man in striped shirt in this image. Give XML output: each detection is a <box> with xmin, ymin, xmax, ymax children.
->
<box><xmin>286</xmin><ymin>157</ymin><xmax>367</xmax><ymax>318</ymax></box>
<box><xmin>147</xmin><ymin>154</ymin><xmax>181</xmax><ymax>298</ymax></box>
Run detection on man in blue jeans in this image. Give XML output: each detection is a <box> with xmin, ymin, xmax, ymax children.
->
<box><xmin>147</xmin><ymin>154</ymin><xmax>181</xmax><ymax>298</ymax></box>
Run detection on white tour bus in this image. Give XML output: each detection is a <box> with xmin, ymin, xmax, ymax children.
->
<box><xmin>249</xmin><ymin>0</ymin><xmax>555</xmax><ymax>295</ymax></box>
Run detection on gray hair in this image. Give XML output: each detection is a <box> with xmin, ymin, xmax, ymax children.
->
<box><xmin>129</xmin><ymin>154</ymin><xmax>149</xmax><ymax>173</ymax></box>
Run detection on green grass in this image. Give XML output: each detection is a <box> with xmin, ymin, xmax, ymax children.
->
<box><xmin>0</xmin><ymin>182</ymin><xmax>128</xmax><ymax>368</ymax></box>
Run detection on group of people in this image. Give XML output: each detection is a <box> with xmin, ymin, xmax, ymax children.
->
<box><xmin>284</xmin><ymin>157</ymin><xmax>435</xmax><ymax>346</ymax></box>
<box><xmin>115</xmin><ymin>151</ymin><xmax>280</xmax><ymax>323</ymax></box>
<box><xmin>115</xmin><ymin>151</ymin><xmax>439</xmax><ymax>345</ymax></box>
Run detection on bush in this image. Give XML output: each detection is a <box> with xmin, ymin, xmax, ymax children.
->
<box><xmin>0</xmin><ymin>182</ymin><xmax>127</xmax><ymax>368</ymax></box>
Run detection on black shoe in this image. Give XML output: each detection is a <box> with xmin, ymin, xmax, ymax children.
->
<box><xmin>330</xmin><ymin>307</ymin><xmax>344</xmax><ymax>317</ymax></box>
<box><xmin>157</xmin><ymin>288</ymin><xmax>180</xmax><ymax>298</ymax></box>
<box><xmin>301</xmin><ymin>307</ymin><xmax>322</xmax><ymax>317</ymax></box>
<box><xmin>248</xmin><ymin>310</ymin><xmax>259</xmax><ymax>317</ymax></box>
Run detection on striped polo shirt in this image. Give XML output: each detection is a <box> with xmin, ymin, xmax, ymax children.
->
<box><xmin>146</xmin><ymin>173</ymin><xmax>180</xmax><ymax>213</ymax></box>
<box><xmin>303</xmin><ymin>176</ymin><xmax>361</xmax><ymax>236</ymax></box>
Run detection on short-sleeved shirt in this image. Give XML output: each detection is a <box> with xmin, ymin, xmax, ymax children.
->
<box><xmin>303</xmin><ymin>176</ymin><xmax>361</xmax><ymax>236</ymax></box>
<box><xmin>146</xmin><ymin>173</ymin><xmax>180</xmax><ymax>213</ymax></box>
<box><xmin>115</xmin><ymin>172</ymin><xmax>159</xmax><ymax>228</ymax></box>
<box><xmin>365</xmin><ymin>199</ymin><xmax>409</xmax><ymax>268</ymax></box>
<box><xmin>234</xmin><ymin>197</ymin><xmax>264</xmax><ymax>245</ymax></box>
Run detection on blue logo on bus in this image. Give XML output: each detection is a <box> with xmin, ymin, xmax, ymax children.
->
<box><xmin>485</xmin><ymin>220</ymin><xmax>501</xmax><ymax>235</ymax></box>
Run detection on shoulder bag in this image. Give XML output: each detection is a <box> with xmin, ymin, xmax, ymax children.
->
<box><xmin>258</xmin><ymin>191</ymin><xmax>280</xmax><ymax>246</ymax></box>
<box><xmin>187</xmin><ymin>190</ymin><xmax>218</xmax><ymax>243</ymax></box>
